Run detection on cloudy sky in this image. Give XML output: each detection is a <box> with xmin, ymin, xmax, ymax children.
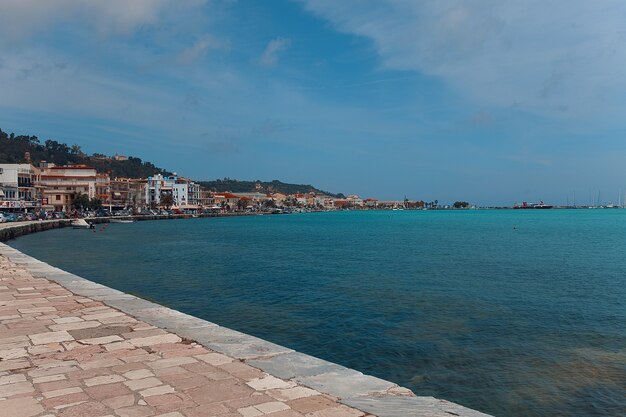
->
<box><xmin>1</xmin><ymin>0</ymin><xmax>626</xmax><ymax>204</ymax></box>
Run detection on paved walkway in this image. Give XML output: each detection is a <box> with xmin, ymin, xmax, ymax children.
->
<box><xmin>0</xmin><ymin>254</ymin><xmax>371</xmax><ymax>417</ymax></box>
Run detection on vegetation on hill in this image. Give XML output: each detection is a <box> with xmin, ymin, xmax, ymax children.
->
<box><xmin>1</xmin><ymin>128</ymin><xmax>345</xmax><ymax>197</ymax></box>
<box><xmin>0</xmin><ymin>128</ymin><xmax>171</xmax><ymax>178</ymax></box>
<box><xmin>199</xmin><ymin>178</ymin><xmax>344</xmax><ymax>198</ymax></box>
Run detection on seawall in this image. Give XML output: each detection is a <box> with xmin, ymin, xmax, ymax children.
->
<box><xmin>0</xmin><ymin>212</ymin><xmax>254</xmax><ymax>242</ymax></box>
<box><xmin>0</xmin><ymin>220</ymin><xmax>492</xmax><ymax>417</ymax></box>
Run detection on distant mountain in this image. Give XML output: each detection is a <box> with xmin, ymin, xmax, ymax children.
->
<box><xmin>0</xmin><ymin>128</ymin><xmax>171</xmax><ymax>178</ymax></box>
<box><xmin>199</xmin><ymin>178</ymin><xmax>345</xmax><ymax>198</ymax></box>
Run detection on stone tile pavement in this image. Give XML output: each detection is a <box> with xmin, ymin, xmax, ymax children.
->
<box><xmin>0</xmin><ymin>238</ymin><xmax>491</xmax><ymax>417</ymax></box>
<box><xmin>0</xmin><ymin>255</ymin><xmax>373</xmax><ymax>417</ymax></box>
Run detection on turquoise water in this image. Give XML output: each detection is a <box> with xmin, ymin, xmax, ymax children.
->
<box><xmin>9</xmin><ymin>210</ymin><xmax>626</xmax><ymax>416</ymax></box>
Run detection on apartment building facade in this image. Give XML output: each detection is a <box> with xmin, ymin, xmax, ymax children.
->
<box><xmin>39</xmin><ymin>163</ymin><xmax>97</xmax><ymax>212</ymax></box>
<box><xmin>0</xmin><ymin>164</ymin><xmax>40</xmax><ymax>209</ymax></box>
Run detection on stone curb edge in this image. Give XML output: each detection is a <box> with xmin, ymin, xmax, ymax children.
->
<box><xmin>0</xmin><ymin>230</ymin><xmax>492</xmax><ymax>417</ymax></box>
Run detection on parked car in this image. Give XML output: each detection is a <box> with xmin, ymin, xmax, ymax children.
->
<box><xmin>3</xmin><ymin>213</ymin><xmax>17</xmax><ymax>222</ymax></box>
<box><xmin>0</xmin><ymin>213</ymin><xmax>6</xmax><ymax>223</ymax></box>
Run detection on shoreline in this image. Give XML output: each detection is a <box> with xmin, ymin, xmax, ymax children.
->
<box><xmin>0</xmin><ymin>220</ymin><xmax>491</xmax><ymax>417</ymax></box>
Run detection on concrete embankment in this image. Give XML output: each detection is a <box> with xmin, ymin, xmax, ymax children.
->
<box><xmin>0</xmin><ymin>221</ymin><xmax>492</xmax><ymax>417</ymax></box>
<box><xmin>0</xmin><ymin>212</ymin><xmax>252</xmax><ymax>242</ymax></box>
<box><xmin>0</xmin><ymin>219</ymin><xmax>72</xmax><ymax>241</ymax></box>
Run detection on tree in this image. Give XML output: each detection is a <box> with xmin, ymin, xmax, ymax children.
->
<box><xmin>237</xmin><ymin>198</ymin><xmax>249</xmax><ymax>211</ymax></box>
<box><xmin>160</xmin><ymin>193</ymin><xmax>174</xmax><ymax>209</ymax></box>
<box><xmin>72</xmin><ymin>194</ymin><xmax>102</xmax><ymax>211</ymax></box>
<box><xmin>72</xmin><ymin>193</ymin><xmax>90</xmax><ymax>210</ymax></box>
<box><xmin>70</xmin><ymin>144</ymin><xmax>84</xmax><ymax>157</ymax></box>
<box><xmin>453</xmin><ymin>201</ymin><xmax>470</xmax><ymax>209</ymax></box>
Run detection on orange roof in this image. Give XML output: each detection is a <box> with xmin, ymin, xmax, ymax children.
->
<box><xmin>215</xmin><ymin>193</ymin><xmax>238</xmax><ymax>199</ymax></box>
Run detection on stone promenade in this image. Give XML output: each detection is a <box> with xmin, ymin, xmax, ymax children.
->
<box><xmin>0</xmin><ymin>238</ymin><xmax>491</xmax><ymax>417</ymax></box>
<box><xmin>0</xmin><ymin>254</ymin><xmax>372</xmax><ymax>417</ymax></box>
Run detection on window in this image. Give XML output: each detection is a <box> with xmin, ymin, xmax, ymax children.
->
<box><xmin>56</xmin><ymin>195</ymin><xmax>61</xmax><ymax>201</ymax></box>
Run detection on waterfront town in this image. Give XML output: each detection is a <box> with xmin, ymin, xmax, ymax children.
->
<box><xmin>0</xmin><ymin>157</ymin><xmax>430</xmax><ymax>219</ymax></box>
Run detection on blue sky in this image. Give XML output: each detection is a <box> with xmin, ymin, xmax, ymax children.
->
<box><xmin>1</xmin><ymin>0</ymin><xmax>626</xmax><ymax>204</ymax></box>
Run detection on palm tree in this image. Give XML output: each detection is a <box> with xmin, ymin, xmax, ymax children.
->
<box><xmin>237</xmin><ymin>199</ymin><xmax>249</xmax><ymax>211</ymax></box>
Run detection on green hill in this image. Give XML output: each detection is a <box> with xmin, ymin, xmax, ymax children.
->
<box><xmin>199</xmin><ymin>179</ymin><xmax>344</xmax><ymax>198</ymax></box>
<box><xmin>0</xmin><ymin>128</ymin><xmax>171</xmax><ymax>178</ymax></box>
<box><xmin>0</xmin><ymin>128</ymin><xmax>344</xmax><ymax>197</ymax></box>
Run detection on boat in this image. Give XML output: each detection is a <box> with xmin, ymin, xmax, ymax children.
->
<box><xmin>533</xmin><ymin>201</ymin><xmax>553</xmax><ymax>209</ymax></box>
<box><xmin>109</xmin><ymin>219</ymin><xmax>134</xmax><ymax>224</ymax></box>
<box><xmin>513</xmin><ymin>201</ymin><xmax>553</xmax><ymax>209</ymax></box>
<box><xmin>71</xmin><ymin>218</ymin><xmax>93</xmax><ymax>229</ymax></box>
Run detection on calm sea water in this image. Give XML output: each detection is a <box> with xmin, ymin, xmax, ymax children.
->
<box><xmin>9</xmin><ymin>210</ymin><xmax>626</xmax><ymax>416</ymax></box>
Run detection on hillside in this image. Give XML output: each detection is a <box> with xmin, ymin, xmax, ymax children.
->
<box><xmin>199</xmin><ymin>179</ymin><xmax>345</xmax><ymax>198</ymax></box>
<box><xmin>0</xmin><ymin>128</ymin><xmax>171</xmax><ymax>178</ymax></box>
<box><xmin>0</xmin><ymin>128</ymin><xmax>344</xmax><ymax>197</ymax></box>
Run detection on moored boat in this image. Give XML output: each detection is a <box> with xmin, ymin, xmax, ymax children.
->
<box><xmin>71</xmin><ymin>219</ymin><xmax>93</xmax><ymax>229</ymax></box>
<box><xmin>513</xmin><ymin>201</ymin><xmax>553</xmax><ymax>209</ymax></box>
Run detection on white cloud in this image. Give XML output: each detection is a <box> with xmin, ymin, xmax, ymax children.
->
<box><xmin>0</xmin><ymin>0</ymin><xmax>205</xmax><ymax>41</ymax></box>
<box><xmin>299</xmin><ymin>0</ymin><xmax>626</xmax><ymax>121</ymax></box>
<box><xmin>176</xmin><ymin>35</ymin><xmax>227</xmax><ymax>65</ymax></box>
<box><xmin>259</xmin><ymin>38</ymin><xmax>292</xmax><ymax>67</ymax></box>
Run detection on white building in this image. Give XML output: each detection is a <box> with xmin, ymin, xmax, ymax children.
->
<box><xmin>173</xmin><ymin>183</ymin><xmax>188</xmax><ymax>207</ymax></box>
<box><xmin>0</xmin><ymin>164</ymin><xmax>39</xmax><ymax>210</ymax></box>
<box><xmin>146</xmin><ymin>174</ymin><xmax>176</xmax><ymax>207</ymax></box>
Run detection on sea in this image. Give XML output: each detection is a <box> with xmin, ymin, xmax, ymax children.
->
<box><xmin>8</xmin><ymin>210</ymin><xmax>626</xmax><ymax>416</ymax></box>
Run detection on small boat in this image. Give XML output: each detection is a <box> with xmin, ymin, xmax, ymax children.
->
<box><xmin>110</xmin><ymin>219</ymin><xmax>134</xmax><ymax>224</ymax></box>
<box><xmin>533</xmin><ymin>202</ymin><xmax>553</xmax><ymax>209</ymax></box>
<box><xmin>71</xmin><ymin>219</ymin><xmax>93</xmax><ymax>229</ymax></box>
<box><xmin>513</xmin><ymin>201</ymin><xmax>553</xmax><ymax>209</ymax></box>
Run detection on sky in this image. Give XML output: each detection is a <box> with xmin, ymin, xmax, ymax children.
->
<box><xmin>1</xmin><ymin>0</ymin><xmax>626</xmax><ymax>205</ymax></box>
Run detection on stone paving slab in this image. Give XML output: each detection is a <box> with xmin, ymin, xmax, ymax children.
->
<box><xmin>0</xmin><ymin>250</ymin><xmax>371</xmax><ymax>417</ymax></box>
<box><xmin>0</xmin><ymin>240</ymin><xmax>492</xmax><ymax>417</ymax></box>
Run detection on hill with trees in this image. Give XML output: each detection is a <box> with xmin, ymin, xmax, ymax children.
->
<box><xmin>0</xmin><ymin>128</ymin><xmax>171</xmax><ymax>178</ymax></box>
<box><xmin>1</xmin><ymin>128</ymin><xmax>345</xmax><ymax>197</ymax></box>
<box><xmin>198</xmin><ymin>179</ymin><xmax>344</xmax><ymax>198</ymax></box>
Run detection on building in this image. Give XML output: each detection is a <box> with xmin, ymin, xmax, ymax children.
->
<box><xmin>172</xmin><ymin>178</ymin><xmax>202</xmax><ymax>209</ymax></box>
<box><xmin>145</xmin><ymin>174</ymin><xmax>176</xmax><ymax>207</ymax></box>
<box><xmin>199</xmin><ymin>188</ymin><xmax>216</xmax><ymax>208</ymax></box>
<box><xmin>96</xmin><ymin>173</ymin><xmax>111</xmax><ymax>206</ymax></box>
<box><xmin>364</xmin><ymin>198</ymin><xmax>378</xmax><ymax>209</ymax></box>
<box><xmin>38</xmin><ymin>163</ymin><xmax>97</xmax><ymax>212</ymax></box>
<box><xmin>172</xmin><ymin>182</ymin><xmax>189</xmax><ymax>207</ymax></box>
<box><xmin>110</xmin><ymin>178</ymin><xmax>147</xmax><ymax>211</ymax></box>
<box><xmin>0</xmin><ymin>164</ymin><xmax>40</xmax><ymax>210</ymax></box>
<box><xmin>212</xmin><ymin>193</ymin><xmax>240</xmax><ymax>211</ymax></box>
<box><xmin>188</xmin><ymin>181</ymin><xmax>201</xmax><ymax>206</ymax></box>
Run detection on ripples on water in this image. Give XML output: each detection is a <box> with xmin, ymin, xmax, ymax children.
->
<box><xmin>10</xmin><ymin>210</ymin><xmax>626</xmax><ymax>416</ymax></box>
